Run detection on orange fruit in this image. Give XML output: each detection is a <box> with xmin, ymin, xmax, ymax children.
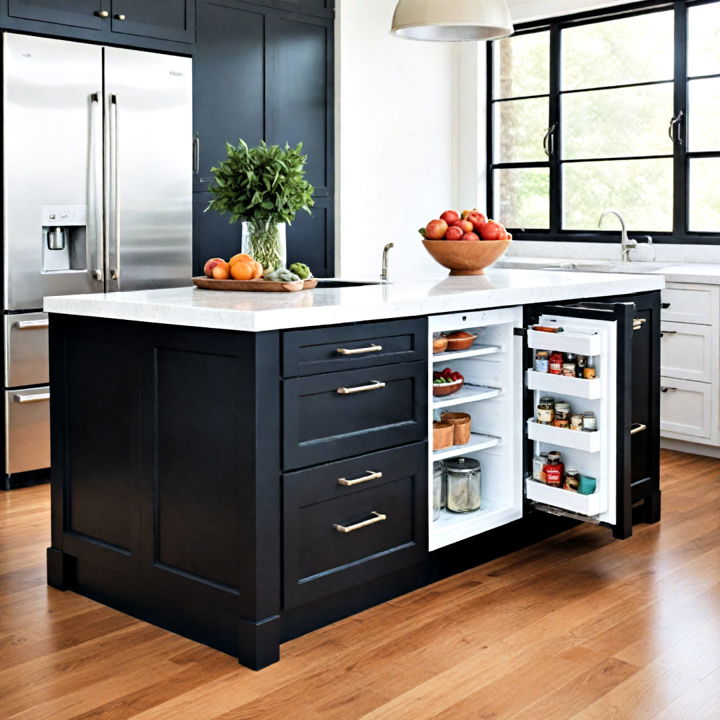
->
<box><xmin>211</xmin><ymin>261</ymin><xmax>230</xmax><ymax>280</ymax></box>
<box><xmin>251</xmin><ymin>260</ymin><xmax>263</xmax><ymax>279</ymax></box>
<box><xmin>230</xmin><ymin>260</ymin><xmax>255</xmax><ymax>281</ymax></box>
<box><xmin>229</xmin><ymin>253</ymin><xmax>253</xmax><ymax>266</ymax></box>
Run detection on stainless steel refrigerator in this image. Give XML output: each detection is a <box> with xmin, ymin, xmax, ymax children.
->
<box><xmin>2</xmin><ymin>32</ymin><xmax>192</xmax><ymax>487</ymax></box>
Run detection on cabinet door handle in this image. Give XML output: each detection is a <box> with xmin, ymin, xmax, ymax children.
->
<box><xmin>338</xmin><ymin>470</ymin><xmax>383</xmax><ymax>487</ymax></box>
<box><xmin>660</xmin><ymin>331</ymin><xmax>677</xmax><ymax>337</ymax></box>
<box><xmin>333</xmin><ymin>511</ymin><xmax>387</xmax><ymax>533</ymax></box>
<box><xmin>661</xmin><ymin>386</ymin><xmax>677</xmax><ymax>393</ymax></box>
<box><xmin>16</xmin><ymin>319</ymin><xmax>49</xmax><ymax>330</ymax></box>
<box><xmin>336</xmin><ymin>344</ymin><xmax>383</xmax><ymax>356</ymax></box>
<box><xmin>633</xmin><ymin>318</ymin><xmax>646</xmax><ymax>331</ymax></box>
<box><xmin>630</xmin><ymin>423</ymin><xmax>647</xmax><ymax>435</ymax></box>
<box><xmin>336</xmin><ymin>380</ymin><xmax>385</xmax><ymax>395</ymax></box>
<box><xmin>115</xmin><ymin>13</ymin><xmax>126</xmax><ymax>20</ymax></box>
<box><xmin>193</xmin><ymin>136</ymin><xmax>200</xmax><ymax>175</ymax></box>
<box><xmin>661</xmin><ymin>302</ymin><xmax>671</xmax><ymax>309</ymax></box>
<box><xmin>95</xmin><ymin>10</ymin><xmax>109</xmax><ymax>17</ymax></box>
<box><xmin>14</xmin><ymin>392</ymin><xmax>50</xmax><ymax>404</ymax></box>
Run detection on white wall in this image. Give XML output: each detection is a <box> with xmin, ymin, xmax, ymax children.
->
<box><xmin>335</xmin><ymin>0</ymin><xmax>460</xmax><ymax>277</ymax></box>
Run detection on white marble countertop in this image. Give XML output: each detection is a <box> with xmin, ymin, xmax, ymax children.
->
<box><xmin>497</xmin><ymin>257</ymin><xmax>720</xmax><ymax>285</ymax></box>
<box><xmin>43</xmin><ymin>268</ymin><xmax>664</xmax><ymax>332</ymax></box>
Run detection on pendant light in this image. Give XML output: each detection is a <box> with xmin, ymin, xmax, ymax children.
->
<box><xmin>391</xmin><ymin>0</ymin><xmax>514</xmax><ymax>42</ymax></box>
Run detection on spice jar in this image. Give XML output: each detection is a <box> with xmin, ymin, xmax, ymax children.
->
<box><xmin>535</xmin><ymin>349</ymin><xmax>549</xmax><ymax>373</ymax></box>
<box><xmin>533</xmin><ymin>452</ymin><xmax>549</xmax><ymax>482</ymax></box>
<box><xmin>549</xmin><ymin>351</ymin><xmax>564</xmax><ymax>375</ymax></box>
<box><xmin>562</xmin><ymin>362</ymin><xmax>576</xmax><ymax>377</ymax></box>
<box><xmin>537</xmin><ymin>396</ymin><xmax>555</xmax><ymax>425</ymax></box>
<box><xmin>577</xmin><ymin>355</ymin><xmax>587</xmax><ymax>374</ymax></box>
<box><xmin>583</xmin><ymin>356</ymin><xmax>597</xmax><ymax>379</ymax></box>
<box><xmin>570</xmin><ymin>413</ymin><xmax>584</xmax><ymax>431</ymax></box>
<box><xmin>564</xmin><ymin>467</ymin><xmax>580</xmax><ymax>492</ymax></box>
<box><xmin>433</xmin><ymin>462</ymin><xmax>444</xmax><ymax>521</ymax></box>
<box><xmin>543</xmin><ymin>451</ymin><xmax>564</xmax><ymax>487</ymax></box>
<box><xmin>555</xmin><ymin>401</ymin><xmax>571</xmax><ymax>420</ymax></box>
<box><xmin>445</xmin><ymin>457</ymin><xmax>481</xmax><ymax>513</ymax></box>
<box><xmin>582</xmin><ymin>411</ymin><xmax>597</xmax><ymax>432</ymax></box>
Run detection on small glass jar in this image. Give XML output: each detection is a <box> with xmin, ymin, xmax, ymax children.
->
<box><xmin>552</xmin><ymin>417</ymin><xmax>570</xmax><ymax>428</ymax></box>
<box><xmin>533</xmin><ymin>452</ymin><xmax>549</xmax><ymax>482</ymax></box>
<box><xmin>583</xmin><ymin>411</ymin><xmax>597</xmax><ymax>432</ymax></box>
<box><xmin>564</xmin><ymin>467</ymin><xmax>580</xmax><ymax>492</ymax></box>
<box><xmin>583</xmin><ymin>356</ymin><xmax>597</xmax><ymax>379</ymax></box>
<box><xmin>570</xmin><ymin>413</ymin><xmax>584</xmax><ymax>431</ymax></box>
<box><xmin>577</xmin><ymin>355</ymin><xmax>587</xmax><ymax>373</ymax></box>
<box><xmin>549</xmin><ymin>351</ymin><xmax>564</xmax><ymax>375</ymax></box>
<box><xmin>562</xmin><ymin>362</ymin><xmax>577</xmax><ymax>377</ymax></box>
<box><xmin>554</xmin><ymin>401</ymin><xmax>571</xmax><ymax>421</ymax></box>
<box><xmin>445</xmin><ymin>457</ymin><xmax>481</xmax><ymax>513</ymax></box>
<box><xmin>535</xmin><ymin>349</ymin><xmax>549</xmax><ymax>373</ymax></box>
<box><xmin>543</xmin><ymin>451</ymin><xmax>564</xmax><ymax>487</ymax></box>
<box><xmin>433</xmin><ymin>461</ymin><xmax>444</xmax><ymax>521</ymax></box>
<box><xmin>537</xmin><ymin>396</ymin><xmax>555</xmax><ymax>425</ymax></box>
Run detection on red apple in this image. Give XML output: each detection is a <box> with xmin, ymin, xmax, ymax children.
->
<box><xmin>480</xmin><ymin>220</ymin><xmax>506</xmax><ymax>240</ymax></box>
<box><xmin>462</xmin><ymin>232</ymin><xmax>480</xmax><ymax>242</ymax></box>
<box><xmin>204</xmin><ymin>257</ymin><xmax>226</xmax><ymax>278</ymax></box>
<box><xmin>425</xmin><ymin>219</ymin><xmax>449</xmax><ymax>240</ymax></box>
<box><xmin>440</xmin><ymin>210</ymin><xmax>461</xmax><ymax>226</ymax></box>
<box><xmin>445</xmin><ymin>226</ymin><xmax>464</xmax><ymax>241</ymax></box>
<box><xmin>452</xmin><ymin>219</ymin><xmax>474</xmax><ymax>233</ymax></box>
<box><xmin>467</xmin><ymin>212</ymin><xmax>488</xmax><ymax>232</ymax></box>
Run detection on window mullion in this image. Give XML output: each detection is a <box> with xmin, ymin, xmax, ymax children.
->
<box><xmin>549</xmin><ymin>23</ymin><xmax>562</xmax><ymax>234</ymax></box>
<box><xmin>486</xmin><ymin>41</ymin><xmax>495</xmax><ymax>216</ymax></box>
<box><xmin>673</xmin><ymin>0</ymin><xmax>688</xmax><ymax>236</ymax></box>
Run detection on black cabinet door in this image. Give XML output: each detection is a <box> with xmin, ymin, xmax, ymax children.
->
<box><xmin>192</xmin><ymin>193</ymin><xmax>243</xmax><ymax>275</ymax></box>
<box><xmin>286</xmin><ymin>196</ymin><xmax>333</xmax><ymax>279</ymax></box>
<box><xmin>109</xmin><ymin>0</ymin><xmax>194</xmax><ymax>42</ymax></box>
<box><xmin>7</xmin><ymin>0</ymin><xmax>109</xmax><ymax>29</ymax></box>
<box><xmin>194</xmin><ymin>0</ymin><xmax>266</xmax><ymax>191</ymax></box>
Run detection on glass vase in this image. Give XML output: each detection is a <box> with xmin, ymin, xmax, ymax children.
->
<box><xmin>241</xmin><ymin>221</ymin><xmax>286</xmax><ymax>272</ymax></box>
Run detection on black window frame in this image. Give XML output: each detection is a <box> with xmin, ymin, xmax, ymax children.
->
<box><xmin>486</xmin><ymin>0</ymin><xmax>720</xmax><ymax>244</ymax></box>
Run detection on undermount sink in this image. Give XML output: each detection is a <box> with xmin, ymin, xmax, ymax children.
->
<box><xmin>314</xmin><ymin>278</ymin><xmax>385</xmax><ymax>288</ymax></box>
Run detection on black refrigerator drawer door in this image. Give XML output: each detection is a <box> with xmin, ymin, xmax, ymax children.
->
<box><xmin>283</xmin><ymin>443</ymin><xmax>427</xmax><ymax>608</ymax></box>
<box><xmin>282</xmin><ymin>317</ymin><xmax>426</xmax><ymax>377</ymax></box>
<box><xmin>283</xmin><ymin>361</ymin><xmax>427</xmax><ymax>470</ymax></box>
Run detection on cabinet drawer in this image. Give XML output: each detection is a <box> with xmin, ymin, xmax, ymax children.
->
<box><xmin>660</xmin><ymin>378</ymin><xmax>714</xmax><ymax>440</ymax></box>
<box><xmin>283</xmin><ymin>443</ymin><xmax>427</xmax><ymax>608</ymax></box>
<box><xmin>660</xmin><ymin>322</ymin><xmax>713</xmax><ymax>383</ymax></box>
<box><xmin>5</xmin><ymin>312</ymin><xmax>49</xmax><ymax>387</ymax></box>
<box><xmin>283</xmin><ymin>361</ymin><xmax>427</xmax><ymax>469</ymax></box>
<box><xmin>661</xmin><ymin>283</ymin><xmax>718</xmax><ymax>325</ymax></box>
<box><xmin>282</xmin><ymin>318</ymin><xmax>426</xmax><ymax>377</ymax></box>
<box><xmin>6</xmin><ymin>387</ymin><xmax>50</xmax><ymax>474</ymax></box>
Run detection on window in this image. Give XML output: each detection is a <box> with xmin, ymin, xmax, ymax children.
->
<box><xmin>487</xmin><ymin>0</ymin><xmax>720</xmax><ymax>242</ymax></box>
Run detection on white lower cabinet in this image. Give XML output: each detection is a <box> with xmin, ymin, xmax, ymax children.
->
<box><xmin>660</xmin><ymin>322</ymin><xmax>713</xmax><ymax>383</ymax></box>
<box><xmin>660</xmin><ymin>377</ymin><xmax>714</xmax><ymax>441</ymax></box>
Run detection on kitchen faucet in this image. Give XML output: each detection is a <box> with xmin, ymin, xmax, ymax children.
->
<box><xmin>381</xmin><ymin>242</ymin><xmax>394</xmax><ymax>282</ymax></box>
<box><xmin>598</xmin><ymin>210</ymin><xmax>637</xmax><ymax>263</ymax></box>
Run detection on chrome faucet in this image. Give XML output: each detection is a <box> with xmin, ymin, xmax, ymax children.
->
<box><xmin>598</xmin><ymin>210</ymin><xmax>638</xmax><ymax>263</ymax></box>
<box><xmin>381</xmin><ymin>242</ymin><xmax>394</xmax><ymax>282</ymax></box>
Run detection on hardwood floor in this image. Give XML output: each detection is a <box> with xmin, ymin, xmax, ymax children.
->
<box><xmin>1</xmin><ymin>449</ymin><xmax>718</xmax><ymax>719</ymax></box>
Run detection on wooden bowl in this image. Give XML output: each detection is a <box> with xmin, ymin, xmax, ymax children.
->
<box><xmin>446</xmin><ymin>332</ymin><xmax>477</xmax><ymax>351</ymax></box>
<box><xmin>433</xmin><ymin>422</ymin><xmax>454</xmax><ymax>451</ymax></box>
<box><xmin>433</xmin><ymin>336</ymin><xmax>448</xmax><ymax>354</ymax></box>
<box><xmin>441</xmin><ymin>412</ymin><xmax>472</xmax><ymax>445</ymax></box>
<box><xmin>422</xmin><ymin>238</ymin><xmax>511</xmax><ymax>276</ymax></box>
<box><xmin>432</xmin><ymin>378</ymin><xmax>464</xmax><ymax>397</ymax></box>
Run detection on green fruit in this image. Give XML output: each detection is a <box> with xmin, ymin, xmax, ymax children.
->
<box><xmin>289</xmin><ymin>262</ymin><xmax>312</xmax><ymax>280</ymax></box>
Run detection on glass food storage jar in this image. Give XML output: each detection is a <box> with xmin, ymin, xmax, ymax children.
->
<box><xmin>445</xmin><ymin>457</ymin><xmax>481</xmax><ymax>513</ymax></box>
<box><xmin>433</xmin><ymin>461</ymin><xmax>444</xmax><ymax>521</ymax></box>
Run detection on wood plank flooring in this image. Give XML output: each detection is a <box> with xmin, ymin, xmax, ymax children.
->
<box><xmin>0</xmin><ymin>449</ymin><xmax>718</xmax><ymax>719</ymax></box>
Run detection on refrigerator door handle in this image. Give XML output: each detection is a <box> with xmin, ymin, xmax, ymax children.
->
<box><xmin>90</xmin><ymin>91</ymin><xmax>104</xmax><ymax>282</ymax></box>
<box><xmin>109</xmin><ymin>93</ymin><xmax>120</xmax><ymax>282</ymax></box>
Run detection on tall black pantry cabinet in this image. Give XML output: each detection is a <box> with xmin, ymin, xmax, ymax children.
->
<box><xmin>193</xmin><ymin>0</ymin><xmax>335</xmax><ymax>278</ymax></box>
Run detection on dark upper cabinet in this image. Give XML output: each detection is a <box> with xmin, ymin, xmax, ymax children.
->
<box><xmin>192</xmin><ymin>192</ymin><xmax>243</xmax><ymax>275</ymax></box>
<box><xmin>193</xmin><ymin>0</ymin><xmax>266</xmax><ymax>191</ymax></box>
<box><xmin>6</xmin><ymin>0</ymin><xmax>109</xmax><ymax>30</ymax></box>
<box><xmin>110</xmin><ymin>0</ymin><xmax>194</xmax><ymax>43</ymax></box>
<box><xmin>286</xmin><ymin>195</ymin><xmax>333</xmax><ymax>278</ymax></box>
<box><xmin>270</xmin><ymin>12</ymin><xmax>332</xmax><ymax>195</ymax></box>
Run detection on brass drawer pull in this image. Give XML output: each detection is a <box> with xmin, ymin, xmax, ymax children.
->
<box><xmin>338</xmin><ymin>470</ymin><xmax>383</xmax><ymax>487</ymax></box>
<box><xmin>336</xmin><ymin>344</ymin><xmax>383</xmax><ymax>356</ymax></box>
<box><xmin>633</xmin><ymin>318</ymin><xmax>646</xmax><ymax>331</ymax></box>
<box><xmin>630</xmin><ymin>423</ymin><xmax>648</xmax><ymax>435</ymax></box>
<box><xmin>95</xmin><ymin>10</ymin><xmax>109</xmax><ymax>17</ymax></box>
<box><xmin>334</xmin><ymin>511</ymin><xmax>387</xmax><ymax>533</ymax></box>
<box><xmin>336</xmin><ymin>380</ymin><xmax>386</xmax><ymax>395</ymax></box>
<box><xmin>115</xmin><ymin>13</ymin><xmax>126</xmax><ymax>20</ymax></box>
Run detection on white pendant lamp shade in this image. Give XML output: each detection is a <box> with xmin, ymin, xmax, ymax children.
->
<box><xmin>391</xmin><ymin>0</ymin><xmax>514</xmax><ymax>42</ymax></box>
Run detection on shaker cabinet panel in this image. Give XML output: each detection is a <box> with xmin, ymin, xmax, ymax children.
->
<box><xmin>660</xmin><ymin>322</ymin><xmax>713</xmax><ymax>383</ymax></box>
<box><xmin>110</xmin><ymin>0</ymin><xmax>194</xmax><ymax>42</ymax></box>
<box><xmin>660</xmin><ymin>377</ymin><xmax>713</xmax><ymax>440</ymax></box>
<box><xmin>7</xmin><ymin>0</ymin><xmax>109</xmax><ymax>29</ymax></box>
<box><xmin>194</xmin><ymin>0</ymin><xmax>266</xmax><ymax>190</ymax></box>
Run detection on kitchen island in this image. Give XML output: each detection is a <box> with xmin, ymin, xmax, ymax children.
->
<box><xmin>44</xmin><ymin>269</ymin><xmax>664</xmax><ymax>669</ymax></box>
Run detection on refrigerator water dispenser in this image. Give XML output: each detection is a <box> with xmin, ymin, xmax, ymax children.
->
<box><xmin>41</xmin><ymin>205</ymin><xmax>87</xmax><ymax>273</ymax></box>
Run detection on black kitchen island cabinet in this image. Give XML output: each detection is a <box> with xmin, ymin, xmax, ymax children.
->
<box><xmin>44</xmin><ymin>272</ymin><xmax>663</xmax><ymax>669</ymax></box>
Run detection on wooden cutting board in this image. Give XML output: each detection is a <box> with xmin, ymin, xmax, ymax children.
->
<box><xmin>193</xmin><ymin>277</ymin><xmax>318</xmax><ymax>292</ymax></box>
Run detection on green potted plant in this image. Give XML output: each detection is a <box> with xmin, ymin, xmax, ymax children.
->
<box><xmin>207</xmin><ymin>139</ymin><xmax>315</xmax><ymax>272</ymax></box>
